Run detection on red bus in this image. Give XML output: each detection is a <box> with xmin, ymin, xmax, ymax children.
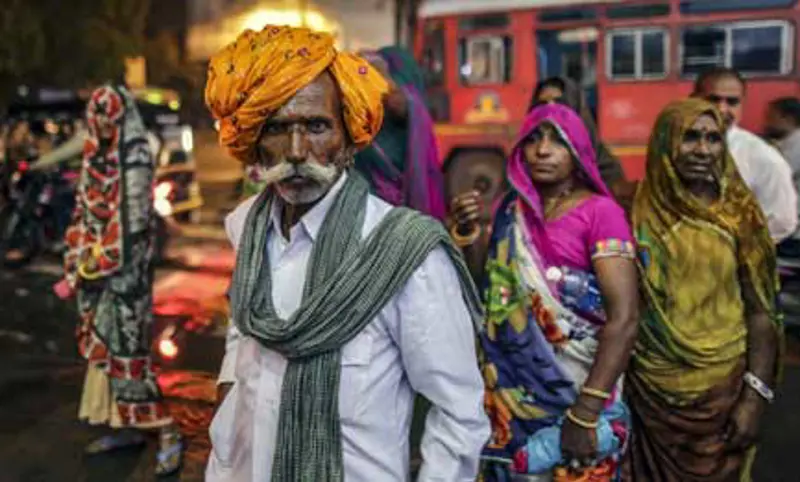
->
<box><xmin>415</xmin><ymin>0</ymin><xmax>800</xmax><ymax>202</ymax></box>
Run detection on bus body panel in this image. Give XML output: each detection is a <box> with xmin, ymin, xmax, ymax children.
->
<box><xmin>417</xmin><ymin>0</ymin><xmax>800</xmax><ymax>190</ymax></box>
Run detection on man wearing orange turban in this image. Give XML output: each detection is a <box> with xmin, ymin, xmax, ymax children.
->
<box><xmin>205</xmin><ymin>26</ymin><xmax>490</xmax><ymax>482</ymax></box>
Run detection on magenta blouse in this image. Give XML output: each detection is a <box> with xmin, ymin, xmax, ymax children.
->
<box><xmin>544</xmin><ymin>194</ymin><xmax>635</xmax><ymax>271</ymax></box>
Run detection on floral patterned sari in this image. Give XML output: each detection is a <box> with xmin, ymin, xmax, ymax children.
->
<box><xmin>479</xmin><ymin>104</ymin><xmax>635</xmax><ymax>481</ymax></box>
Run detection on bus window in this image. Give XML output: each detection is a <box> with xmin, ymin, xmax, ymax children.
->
<box><xmin>610</xmin><ymin>34</ymin><xmax>636</xmax><ymax>78</ymax></box>
<box><xmin>681</xmin><ymin>21</ymin><xmax>792</xmax><ymax>76</ymax></box>
<box><xmin>680</xmin><ymin>0</ymin><xmax>796</xmax><ymax>14</ymax></box>
<box><xmin>422</xmin><ymin>21</ymin><xmax>445</xmax><ymax>87</ymax></box>
<box><xmin>732</xmin><ymin>24</ymin><xmax>789</xmax><ymax>74</ymax></box>
<box><xmin>607</xmin><ymin>29</ymin><xmax>668</xmax><ymax>80</ymax></box>
<box><xmin>459</xmin><ymin>36</ymin><xmax>512</xmax><ymax>85</ymax></box>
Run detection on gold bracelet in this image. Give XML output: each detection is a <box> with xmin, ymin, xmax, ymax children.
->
<box><xmin>449</xmin><ymin>223</ymin><xmax>481</xmax><ymax>247</ymax></box>
<box><xmin>565</xmin><ymin>408</ymin><xmax>598</xmax><ymax>429</ymax></box>
<box><xmin>580</xmin><ymin>386</ymin><xmax>612</xmax><ymax>401</ymax></box>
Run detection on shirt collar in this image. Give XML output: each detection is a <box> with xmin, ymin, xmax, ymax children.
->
<box><xmin>268</xmin><ymin>171</ymin><xmax>348</xmax><ymax>242</ymax></box>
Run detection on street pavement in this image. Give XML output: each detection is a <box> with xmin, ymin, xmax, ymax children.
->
<box><xmin>0</xmin><ymin>238</ymin><xmax>232</xmax><ymax>482</ymax></box>
<box><xmin>2</xmin><ymin>132</ymin><xmax>800</xmax><ymax>481</ymax></box>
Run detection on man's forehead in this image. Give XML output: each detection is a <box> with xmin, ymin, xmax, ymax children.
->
<box><xmin>703</xmin><ymin>76</ymin><xmax>744</xmax><ymax>95</ymax></box>
<box><xmin>272</xmin><ymin>73</ymin><xmax>341</xmax><ymax>119</ymax></box>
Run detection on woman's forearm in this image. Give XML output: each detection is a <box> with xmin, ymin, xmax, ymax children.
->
<box><xmin>740</xmin><ymin>274</ymin><xmax>780</xmax><ymax>387</ymax></box>
<box><xmin>745</xmin><ymin>312</ymin><xmax>778</xmax><ymax>387</ymax></box>
<box><xmin>575</xmin><ymin>257</ymin><xmax>640</xmax><ymax>414</ymax></box>
<box><xmin>580</xmin><ymin>316</ymin><xmax>638</xmax><ymax>409</ymax></box>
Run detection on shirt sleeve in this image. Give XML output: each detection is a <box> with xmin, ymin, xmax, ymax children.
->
<box><xmin>587</xmin><ymin>196</ymin><xmax>636</xmax><ymax>260</ymax></box>
<box><xmin>752</xmin><ymin>142</ymin><xmax>798</xmax><ymax>242</ymax></box>
<box><xmin>393</xmin><ymin>247</ymin><xmax>490</xmax><ymax>482</ymax></box>
<box><xmin>218</xmin><ymin>212</ymin><xmax>242</xmax><ymax>386</ymax></box>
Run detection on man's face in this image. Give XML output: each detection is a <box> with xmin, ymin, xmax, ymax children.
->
<box><xmin>256</xmin><ymin>73</ymin><xmax>350</xmax><ymax>205</ymax></box>
<box><xmin>675</xmin><ymin>113</ymin><xmax>724</xmax><ymax>185</ymax></box>
<box><xmin>764</xmin><ymin>106</ymin><xmax>793</xmax><ymax>141</ymax></box>
<box><xmin>697</xmin><ymin>76</ymin><xmax>744</xmax><ymax>131</ymax></box>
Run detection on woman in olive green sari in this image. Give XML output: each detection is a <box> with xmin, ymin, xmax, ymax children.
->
<box><xmin>625</xmin><ymin>99</ymin><xmax>782</xmax><ymax>482</ymax></box>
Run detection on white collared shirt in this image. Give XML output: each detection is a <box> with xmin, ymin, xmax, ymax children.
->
<box><xmin>727</xmin><ymin>125</ymin><xmax>798</xmax><ymax>242</ymax></box>
<box><xmin>207</xmin><ymin>173</ymin><xmax>490</xmax><ymax>482</ymax></box>
<box><xmin>777</xmin><ymin>129</ymin><xmax>800</xmax><ymax>240</ymax></box>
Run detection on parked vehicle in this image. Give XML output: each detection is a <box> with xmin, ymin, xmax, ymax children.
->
<box><xmin>0</xmin><ymin>159</ymin><xmax>177</xmax><ymax>269</ymax></box>
<box><xmin>1</xmin><ymin>86</ymin><xmax>204</xmax><ymax>266</ymax></box>
<box><xmin>5</xmin><ymin>86</ymin><xmax>203</xmax><ymax>221</ymax></box>
<box><xmin>416</xmin><ymin>0</ymin><xmax>800</xmax><ymax>202</ymax></box>
<box><xmin>0</xmin><ymin>159</ymin><xmax>76</xmax><ymax>268</ymax></box>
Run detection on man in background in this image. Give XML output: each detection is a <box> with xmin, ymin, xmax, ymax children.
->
<box><xmin>765</xmin><ymin>97</ymin><xmax>800</xmax><ymax>254</ymax></box>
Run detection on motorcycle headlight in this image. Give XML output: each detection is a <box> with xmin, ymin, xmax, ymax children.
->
<box><xmin>154</xmin><ymin>181</ymin><xmax>174</xmax><ymax>216</ymax></box>
<box><xmin>181</xmin><ymin>126</ymin><xmax>194</xmax><ymax>153</ymax></box>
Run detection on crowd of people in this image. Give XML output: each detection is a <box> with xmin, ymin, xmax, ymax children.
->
<box><xmin>45</xmin><ymin>21</ymin><xmax>800</xmax><ymax>482</ymax></box>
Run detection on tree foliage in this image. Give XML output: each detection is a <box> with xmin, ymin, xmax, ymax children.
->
<box><xmin>0</xmin><ymin>0</ymin><xmax>150</xmax><ymax>105</ymax></box>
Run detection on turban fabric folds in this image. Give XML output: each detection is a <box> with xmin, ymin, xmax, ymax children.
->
<box><xmin>205</xmin><ymin>26</ymin><xmax>389</xmax><ymax>163</ymax></box>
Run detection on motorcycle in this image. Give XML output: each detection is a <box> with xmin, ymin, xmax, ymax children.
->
<box><xmin>0</xmin><ymin>159</ymin><xmax>76</xmax><ymax>268</ymax></box>
<box><xmin>0</xmin><ymin>160</ymin><xmax>178</xmax><ymax>269</ymax></box>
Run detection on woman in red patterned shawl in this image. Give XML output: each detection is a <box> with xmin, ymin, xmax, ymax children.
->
<box><xmin>60</xmin><ymin>84</ymin><xmax>182</xmax><ymax>477</ymax></box>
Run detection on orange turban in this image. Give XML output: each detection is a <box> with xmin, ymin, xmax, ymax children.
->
<box><xmin>205</xmin><ymin>25</ymin><xmax>389</xmax><ymax>163</ymax></box>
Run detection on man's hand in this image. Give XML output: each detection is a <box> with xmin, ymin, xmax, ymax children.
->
<box><xmin>726</xmin><ymin>391</ymin><xmax>765</xmax><ymax>451</ymax></box>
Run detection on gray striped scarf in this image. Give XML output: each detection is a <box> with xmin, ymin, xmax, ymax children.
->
<box><xmin>229</xmin><ymin>172</ymin><xmax>483</xmax><ymax>481</ymax></box>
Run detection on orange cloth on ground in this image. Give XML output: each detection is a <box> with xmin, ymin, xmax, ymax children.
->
<box><xmin>205</xmin><ymin>25</ymin><xmax>389</xmax><ymax>163</ymax></box>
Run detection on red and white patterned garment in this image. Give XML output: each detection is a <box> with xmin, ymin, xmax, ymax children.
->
<box><xmin>64</xmin><ymin>85</ymin><xmax>169</xmax><ymax>428</ymax></box>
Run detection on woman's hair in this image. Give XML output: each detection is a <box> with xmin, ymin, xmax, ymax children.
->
<box><xmin>528</xmin><ymin>77</ymin><xmax>583</xmax><ymax>113</ymax></box>
<box><xmin>534</xmin><ymin>77</ymin><xmax>566</xmax><ymax>97</ymax></box>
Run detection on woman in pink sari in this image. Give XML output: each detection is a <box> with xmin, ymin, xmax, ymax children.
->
<box><xmin>452</xmin><ymin>103</ymin><xmax>639</xmax><ymax>481</ymax></box>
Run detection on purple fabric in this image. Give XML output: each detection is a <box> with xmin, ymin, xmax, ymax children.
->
<box><xmin>402</xmin><ymin>84</ymin><xmax>446</xmax><ymax>220</ymax></box>
<box><xmin>365</xmin><ymin>84</ymin><xmax>446</xmax><ymax>221</ymax></box>
<box><xmin>505</xmin><ymin>103</ymin><xmax>614</xmax><ymax>267</ymax></box>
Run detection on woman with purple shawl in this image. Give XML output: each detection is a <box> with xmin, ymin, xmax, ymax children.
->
<box><xmin>452</xmin><ymin>103</ymin><xmax>639</xmax><ymax>481</ymax></box>
<box><xmin>355</xmin><ymin>46</ymin><xmax>446</xmax><ymax>220</ymax></box>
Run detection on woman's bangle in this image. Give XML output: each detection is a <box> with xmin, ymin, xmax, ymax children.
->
<box><xmin>580</xmin><ymin>386</ymin><xmax>612</xmax><ymax>401</ymax></box>
<box><xmin>743</xmin><ymin>372</ymin><xmax>775</xmax><ymax>404</ymax></box>
<box><xmin>564</xmin><ymin>408</ymin><xmax>598</xmax><ymax>429</ymax></box>
<box><xmin>449</xmin><ymin>223</ymin><xmax>481</xmax><ymax>247</ymax></box>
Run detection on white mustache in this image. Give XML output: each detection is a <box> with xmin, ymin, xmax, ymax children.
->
<box><xmin>259</xmin><ymin>161</ymin><xmax>339</xmax><ymax>187</ymax></box>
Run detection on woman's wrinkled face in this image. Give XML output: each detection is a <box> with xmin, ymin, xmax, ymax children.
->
<box><xmin>523</xmin><ymin>123</ymin><xmax>575</xmax><ymax>185</ymax></box>
<box><xmin>674</xmin><ymin>113</ymin><xmax>724</xmax><ymax>185</ymax></box>
<box><xmin>536</xmin><ymin>85</ymin><xmax>564</xmax><ymax>105</ymax></box>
